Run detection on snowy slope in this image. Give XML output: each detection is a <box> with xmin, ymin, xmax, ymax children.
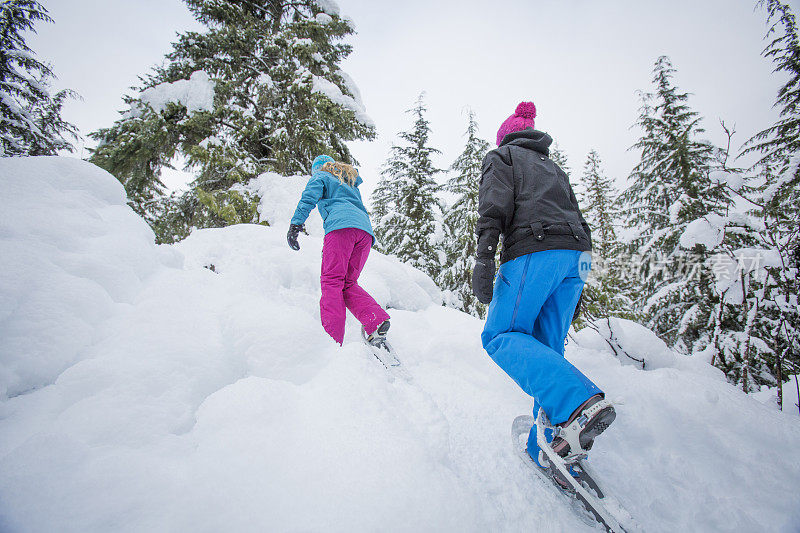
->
<box><xmin>1</xmin><ymin>156</ymin><xmax>799</xmax><ymax>533</ymax></box>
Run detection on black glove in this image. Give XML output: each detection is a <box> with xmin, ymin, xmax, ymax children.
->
<box><xmin>472</xmin><ymin>255</ymin><xmax>496</xmax><ymax>304</ymax></box>
<box><xmin>287</xmin><ymin>223</ymin><xmax>305</xmax><ymax>250</ymax></box>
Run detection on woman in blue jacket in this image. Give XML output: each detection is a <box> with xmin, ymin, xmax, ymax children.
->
<box><xmin>288</xmin><ymin>155</ymin><xmax>390</xmax><ymax>346</ymax></box>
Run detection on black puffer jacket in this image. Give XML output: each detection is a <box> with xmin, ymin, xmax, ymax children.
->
<box><xmin>476</xmin><ymin>129</ymin><xmax>592</xmax><ymax>264</ymax></box>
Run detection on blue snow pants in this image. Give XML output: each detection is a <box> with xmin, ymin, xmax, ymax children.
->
<box><xmin>481</xmin><ymin>249</ymin><xmax>602</xmax><ymax>460</ymax></box>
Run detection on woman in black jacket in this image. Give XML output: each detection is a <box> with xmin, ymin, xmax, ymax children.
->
<box><xmin>472</xmin><ymin>101</ymin><xmax>616</xmax><ymax>476</ymax></box>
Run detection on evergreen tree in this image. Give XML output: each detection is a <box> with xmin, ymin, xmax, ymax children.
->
<box><xmin>579</xmin><ymin>150</ymin><xmax>617</xmax><ymax>259</ymax></box>
<box><xmin>438</xmin><ymin>109</ymin><xmax>490</xmax><ymax>317</ymax></box>
<box><xmin>373</xmin><ymin>94</ymin><xmax>442</xmax><ymax>278</ymax></box>
<box><xmin>575</xmin><ymin>150</ymin><xmax>633</xmax><ymax>326</ymax></box>
<box><xmin>369</xmin><ymin>166</ymin><xmax>396</xmax><ymax>231</ymax></box>
<box><xmin>90</xmin><ymin>0</ymin><xmax>374</xmax><ymax>241</ymax></box>
<box><xmin>620</xmin><ymin>56</ymin><xmax>731</xmax><ymax>352</ymax></box>
<box><xmin>0</xmin><ymin>0</ymin><xmax>77</xmax><ymax>156</ymax></box>
<box><xmin>550</xmin><ymin>142</ymin><xmax>570</xmax><ymax>176</ymax></box>
<box><xmin>746</xmin><ymin>0</ymin><xmax>800</xmax><ymax>182</ymax></box>
<box><xmin>727</xmin><ymin>0</ymin><xmax>800</xmax><ymax>397</ymax></box>
<box><xmin>681</xmin><ymin>124</ymin><xmax>773</xmax><ymax>392</ymax></box>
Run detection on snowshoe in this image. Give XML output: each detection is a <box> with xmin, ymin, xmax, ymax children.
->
<box><xmin>512</xmin><ymin>412</ymin><xmax>635</xmax><ymax>533</ymax></box>
<box><xmin>361</xmin><ymin>321</ymin><xmax>401</xmax><ymax>369</ymax></box>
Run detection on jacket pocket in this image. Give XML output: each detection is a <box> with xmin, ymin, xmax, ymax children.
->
<box><xmin>510</xmin><ymin>254</ymin><xmax>532</xmax><ymax>330</ymax></box>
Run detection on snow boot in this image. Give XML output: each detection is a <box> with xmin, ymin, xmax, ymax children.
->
<box><xmin>362</xmin><ymin>320</ymin><xmax>390</xmax><ymax>347</ymax></box>
<box><xmin>551</xmin><ymin>395</ymin><xmax>615</xmax><ymax>461</ymax></box>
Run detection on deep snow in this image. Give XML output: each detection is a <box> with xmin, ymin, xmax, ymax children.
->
<box><xmin>1</xmin><ymin>156</ymin><xmax>799</xmax><ymax>532</ymax></box>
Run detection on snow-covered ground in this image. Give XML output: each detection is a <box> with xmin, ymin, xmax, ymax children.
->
<box><xmin>1</xmin><ymin>156</ymin><xmax>799</xmax><ymax>532</ymax></box>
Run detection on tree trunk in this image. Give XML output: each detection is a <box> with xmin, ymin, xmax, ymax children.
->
<box><xmin>711</xmin><ymin>297</ymin><xmax>725</xmax><ymax>368</ymax></box>
<box><xmin>776</xmin><ymin>352</ymin><xmax>783</xmax><ymax>410</ymax></box>
<box><xmin>740</xmin><ymin>275</ymin><xmax>752</xmax><ymax>393</ymax></box>
<box><xmin>795</xmin><ymin>374</ymin><xmax>800</xmax><ymax>416</ymax></box>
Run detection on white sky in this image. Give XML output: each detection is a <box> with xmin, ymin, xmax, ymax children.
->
<box><xmin>33</xmin><ymin>0</ymin><xmax>798</xmax><ymax>203</ymax></box>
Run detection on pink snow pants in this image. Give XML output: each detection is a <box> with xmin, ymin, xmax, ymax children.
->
<box><xmin>320</xmin><ymin>228</ymin><xmax>390</xmax><ymax>345</ymax></box>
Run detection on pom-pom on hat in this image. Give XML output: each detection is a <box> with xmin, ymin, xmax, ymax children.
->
<box><xmin>496</xmin><ymin>101</ymin><xmax>537</xmax><ymax>146</ymax></box>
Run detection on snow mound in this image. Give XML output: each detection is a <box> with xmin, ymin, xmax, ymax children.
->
<box><xmin>175</xmin><ymin>224</ymin><xmax>441</xmax><ymax>313</ymax></box>
<box><xmin>572</xmin><ymin>318</ymin><xmax>679</xmax><ymax>370</ymax></box>
<box><xmin>241</xmin><ymin>172</ymin><xmax>439</xmax><ymax>310</ymax></box>
<box><xmin>0</xmin><ymin>156</ymin><xmax>179</xmax><ymax>399</ymax></box>
<box><xmin>2</xmin><ymin>157</ymin><xmax>800</xmax><ymax>532</ymax></box>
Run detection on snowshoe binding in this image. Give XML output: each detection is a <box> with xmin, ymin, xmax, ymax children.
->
<box><xmin>551</xmin><ymin>394</ymin><xmax>616</xmax><ymax>463</ymax></box>
<box><xmin>362</xmin><ymin>320</ymin><xmax>390</xmax><ymax>348</ymax></box>
<box><xmin>361</xmin><ymin>321</ymin><xmax>401</xmax><ymax>369</ymax></box>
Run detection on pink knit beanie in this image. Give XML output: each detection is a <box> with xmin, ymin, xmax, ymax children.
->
<box><xmin>496</xmin><ymin>101</ymin><xmax>537</xmax><ymax>145</ymax></box>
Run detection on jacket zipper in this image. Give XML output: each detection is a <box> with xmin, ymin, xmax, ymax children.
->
<box><xmin>510</xmin><ymin>254</ymin><xmax>532</xmax><ymax>330</ymax></box>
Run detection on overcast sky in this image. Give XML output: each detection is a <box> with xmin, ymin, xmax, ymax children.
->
<box><xmin>33</xmin><ymin>0</ymin><xmax>798</xmax><ymax>202</ymax></box>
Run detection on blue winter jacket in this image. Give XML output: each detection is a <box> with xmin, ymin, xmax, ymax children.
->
<box><xmin>290</xmin><ymin>155</ymin><xmax>375</xmax><ymax>243</ymax></box>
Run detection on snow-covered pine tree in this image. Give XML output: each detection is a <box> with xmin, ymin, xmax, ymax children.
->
<box><xmin>580</xmin><ymin>150</ymin><xmax>617</xmax><ymax>259</ymax></box>
<box><xmin>620</xmin><ymin>56</ymin><xmax>731</xmax><ymax>352</ymax></box>
<box><xmin>575</xmin><ymin>150</ymin><xmax>633</xmax><ymax>327</ymax></box>
<box><xmin>679</xmin><ymin>126</ymin><xmax>769</xmax><ymax>391</ymax></box>
<box><xmin>705</xmin><ymin>219</ymin><xmax>779</xmax><ymax>393</ymax></box>
<box><xmin>0</xmin><ymin>0</ymin><xmax>77</xmax><ymax>156</ymax></box>
<box><xmin>733</xmin><ymin>0</ymin><xmax>800</xmax><ymax>398</ymax></box>
<box><xmin>373</xmin><ymin>94</ymin><xmax>442</xmax><ymax>279</ymax></box>
<box><xmin>438</xmin><ymin>109</ymin><xmax>490</xmax><ymax>317</ymax></box>
<box><xmin>89</xmin><ymin>0</ymin><xmax>374</xmax><ymax>242</ymax></box>
<box><xmin>369</xmin><ymin>168</ymin><xmax>396</xmax><ymax>234</ymax></box>
<box><xmin>550</xmin><ymin>142</ymin><xmax>570</xmax><ymax>176</ymax></box>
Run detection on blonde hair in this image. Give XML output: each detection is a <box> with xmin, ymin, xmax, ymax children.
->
<box><xmin>321</xmin><ymin>161</ymin><xmax>359</xmax><ymax>186</ymax></box>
